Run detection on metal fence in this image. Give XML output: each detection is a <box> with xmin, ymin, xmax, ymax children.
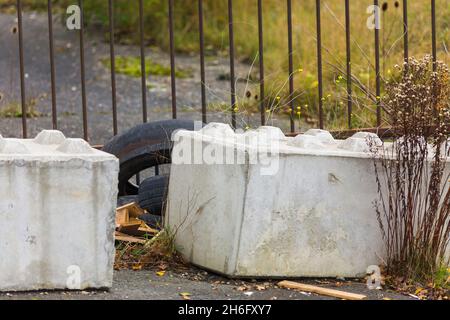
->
<box><xmin>12</xmin><ymin>0</ymin><xmax>439</xmax><ymax>140</ymax></box>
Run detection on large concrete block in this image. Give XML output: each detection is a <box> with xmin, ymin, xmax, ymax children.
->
<box><xmin>0</xmin><ymin>130</ymin><xmax>119</xmax><ymax>291</ymax></box>
<box><xmin>166</xmin><ymin>124</ymin><xmax>450</xmax><ymax>278</ymax></box>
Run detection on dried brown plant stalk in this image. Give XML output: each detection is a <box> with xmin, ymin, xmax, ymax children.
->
<box><xmin>372</xmin><ymin>55</ymin><xmax>450</xmax><ymax>283</ymax></box>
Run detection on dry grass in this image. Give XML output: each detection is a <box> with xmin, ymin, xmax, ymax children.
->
<box><xmin>114</xmin><ymin>227</ymin><xmax>187</xmax><ymax>271</ymax></box>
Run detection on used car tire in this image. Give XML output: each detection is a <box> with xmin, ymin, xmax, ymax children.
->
<box><xmin>139</xmin><ymin>213</ymin><xmax>162</xmax><ymax>229</ymax></box>
<box><xmin>102</xmin><ymin>119</ymin><xmax>198</xmax><ymax>195</ymax></box>
<box><xmin>138</xmin><ymin>175</ymin><xmax>169</xmax><ymax>216</ymax></box>
<box><xmin>117</xmin><ymin>195</ymin><xmax>138</xmax><ymax>207</ymax></box>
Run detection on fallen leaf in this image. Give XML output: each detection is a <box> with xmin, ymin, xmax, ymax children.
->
<box><xmin>156</xmin><ymin>271</ymin><xmax>166</xmax><ymax>277</ymax></box>
<box><xmin>132</xmin><ymin>263</ymin><xmax>143</xmax><ymax>271</ymax></box>
<box><xmin>179</xmin><ymin>292</ymin><xmax>192</xmax><ymax>300</ymax></box>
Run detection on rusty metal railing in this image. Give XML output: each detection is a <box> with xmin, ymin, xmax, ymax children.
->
<box><xmin>11</xmin><ymin>0</ymin><xmax>440</xmax><ymax>140</ymax></box>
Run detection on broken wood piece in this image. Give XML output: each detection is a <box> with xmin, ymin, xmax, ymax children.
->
<box><xmin>118</xmin><ymin>220</ymin><xmax>143</xmax><ymax>236</ymax></box>
<box><xmin>114</xmin><ymin>231</ymin><xmax>146</xmax><ymax>244</ymax></box>
<box><xmin>121</xmin><ymin>202</ymin><xmax>145</xmax><ymax>218</ymax></box>
<box><xmin>116</xmin><ymin>202</ymin><xmax>145</xmax><ymax>227</ymax></box>
<box><xmin>116</xmin><ymin>208</ymin><xmax>129</xmax><ymax>227</ymax></box>
<box><xmin>138</xmin><ymin>224</ymin><xmax>159</xmax><ymax>235</ymax></box>
<box><xmin>277</xmin><ymin>280</ymin><xmax>367</xmax><ymax>300</ymax></box>
<box><xmin>118</xmin><ymin>218</ymin><xmax>158</xmax><ymax>237</ymax></box>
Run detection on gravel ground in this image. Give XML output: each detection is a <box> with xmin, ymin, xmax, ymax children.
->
<box><xmin>0</xmin><ymin>269</ymin><xmax>413</xmax><ymax>300</ymax></box>
<box><xmin>0</xmin><ymin>11</ymin><xmax>292</xmax><ymax>145</ymax></box>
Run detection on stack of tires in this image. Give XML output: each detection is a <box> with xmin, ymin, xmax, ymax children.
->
<box><xmin>102</xmin><ymin>120</ymin><xmax>199</xmax><ymax>226</ymax></box>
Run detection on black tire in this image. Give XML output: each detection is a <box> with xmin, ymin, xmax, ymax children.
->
<box><xmin>117</xmin><ymin>195</ymin><xmax>138</xmax><ymax>207</ymax></box>
<box><xmin>139</xmin><ymin>213</ymin><xmax>162</xmax><ymax>229</ymax></box>
<box><xmin>138</xmin><ymin>175</ymin><xmax>169</xmax><ymax>216</ymax></box>
<box><xmin>102</xmin><ymin>119</ymin><xmax>199</xmax><ymax>196</ymax></box>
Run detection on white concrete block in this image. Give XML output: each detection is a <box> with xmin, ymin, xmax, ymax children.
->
<box><xmin>166</xmin><ymin>124</ymin><xmax>450</xmax><ymax>278</ymax></box>
<box><xmin>0</xmin><ymin>130</ymin><xmax>119</xmax><ymax>291</ymax></box>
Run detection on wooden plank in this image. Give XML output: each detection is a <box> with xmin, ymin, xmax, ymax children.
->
<box><xmin>117</xmin><ymin>202</ymin><xmax>145</xmax><ymax>218</ymax></box>
<box><xmin>114</xmin><ymin>231</ymin><xmax>146</xmax><ymax>244</ymax></box>
<box><xmin>118</xmin><ymin>221</ymin><xmax>142</xmax><ymax>236</ymax></box>
<box><xmin>115</xmin><ymin>208</ymin><xmax>129</xmax><ymax>227</ymax></box>
<box><xmin>278</xmin><ymin>280</ymin><xmax>367</xmax><ymax>300</ymax></box>
<box><xmin>138</xmin><ymin>224</ymin><xmax>159</xmax><ymax>235</ymax></box>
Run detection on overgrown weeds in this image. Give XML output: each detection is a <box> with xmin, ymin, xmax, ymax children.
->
<box><xmin>372</xmin><ymin>56</ymin><xmax>450</xmax><ymax>294</ymax></box>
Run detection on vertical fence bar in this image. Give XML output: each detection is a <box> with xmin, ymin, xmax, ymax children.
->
<box><xmin>108</xmin><ymin>0</ymin><xmax>118</xmax><ymax>135</ymax></box>
<box><xmin>287</xmin><ymin>0</ymin><xmax>294</xmax><ymax>133</ymax></box>
<box><xmin>16</xmin><ymin>0</ymin><xmax>27</xmax><ymax>138</ymax></box>
<box><xmin>198</xmin><ymin>0</ymin><xmax>207</xmax><ymax>123</ymax></box>
<box><xmin>139</xmin><ymin>0</ymin><xmax>148</xmax><ymax>123</ymax></box>
<box><xmin>47</xmin><ymin>0</ymin><xmax>57</xmax><ymax>129</ymax></box>
<box><xmin>228</xmin><ymin>0</ymin><xmax>236</xmax><ymax>128</ymax></box>
<box><xmin>78</xmin><ymin>0</ymin><xmax>88</xmax><ymax>140</ymax></box>
<box><xmin>315</xmin><ymin>0</ymin><xmax>324</xmax><ymax>129</ymax></box>
<box><xmin>168</xmin><ymin>0</ymin><xmax>177</xmax><ymax>119</ymax></box>
<box><xmin>257</xmin><ymin>0</ymin><xmax>265</xmax><ymax>125</ymax></box>
<box><xmin>431</xmin><ymin>0</ymin><xmax>437</xmax><ymax>71</ymax></box>
<box><xmin>402</xmin><ymin>0</ymin><xmax>408</xmax><ymax>62</ymax></box>
<box><xmin>345</xmin><ymin>0</ymin><xmax>352</xmax><ymax>129</ymax></box>
<box><xmin>374</xmin><ymin>0</ymin><xmax>381</xmax><ymax>127</ymax></box>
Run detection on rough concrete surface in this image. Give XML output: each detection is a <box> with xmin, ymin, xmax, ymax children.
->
<box><xmin>167</xmin><ymin>124</ymin><xmax>450</xmax><ymax>278</ymax></box>
<box><xmin>0</xmin><ymin>130</ymin><xmax>118</xmax><ymax>291</ymax></box>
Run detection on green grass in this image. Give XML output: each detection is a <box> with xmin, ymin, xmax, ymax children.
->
<box><xmin>101</xmin><ymin>56</ymin><xmax>192</xmax><ymax>79</ymax></box>
<box><xmin>0</xmin><ymin>100</ymin><xmax>41</xmax><ymax>118</ymax></box>
<box><xmin>433</xmin><ymin>265</ymin><xmax>450</xmax><ymax>290</ymax></box>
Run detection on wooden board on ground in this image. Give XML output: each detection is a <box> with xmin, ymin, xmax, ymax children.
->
<box><xmin>116</xmin><ymin>202</ymin><xmax>145</xmax><ymax>227</ymax></box>
<box><xmin>278</xmin><ymin>280</ymin><xmax>367</xmax><ymax>300</ymax></box>
<box><xmin>118</xmin><ymin>221</ymin><xmax>143</xmax><ymax>236</ymax></box>
<box><xmin>115</xmin><ymin>231</ymin><xmax>147</xmax><ymax>244</ymax></box>
<box><xmin>115</xmin><ymin>202</ymin><xmax>158</xmax><ymax>238</ymax></box>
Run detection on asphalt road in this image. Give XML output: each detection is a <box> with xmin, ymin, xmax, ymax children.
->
<box><xmin>0</xmin><ymin>269</ymin><xmax>413</xmax><ymax>300</ymax></box>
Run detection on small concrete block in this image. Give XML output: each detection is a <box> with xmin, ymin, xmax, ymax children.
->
<box><xmin>338</xmin><ymin>132</ymin><xmax>382</xmax><ymax>153</ymax></box>
<box><xmin>255</xmin><ymin>126</ymin><xmax>286</xmax><ymax>141</ymax></box>
<box><xmin>304</xmin><ymin>129</ymin><xmax>335</xmax><ymax>144</ymax></box>
<box><xmin>0</xmin><ymin>140</ymin><xmax>30</xmax><ymax>154</ymax></box>
<box><xmin>288</xmin><ymin>134</ymin><xmax>326</xmax><ymax>150</ymax></box>
<box><xmin>56</xmin><ymin>138</ymin><xmax>94</xmax><ymax>154</ymax></box>
<box><xmin>0</xmin><ymin>130</ymin><xmax>119</xmax><ymax>291</ymax></box>
<box><xmin>199</xmin><ymin>122</ymin><xmax>235</xmax><ymax>139</ymax></box>
<box><xmin>34</xmin><ymin>130</ymin><xmax>66</xmax><ymax>145</ymax></box>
